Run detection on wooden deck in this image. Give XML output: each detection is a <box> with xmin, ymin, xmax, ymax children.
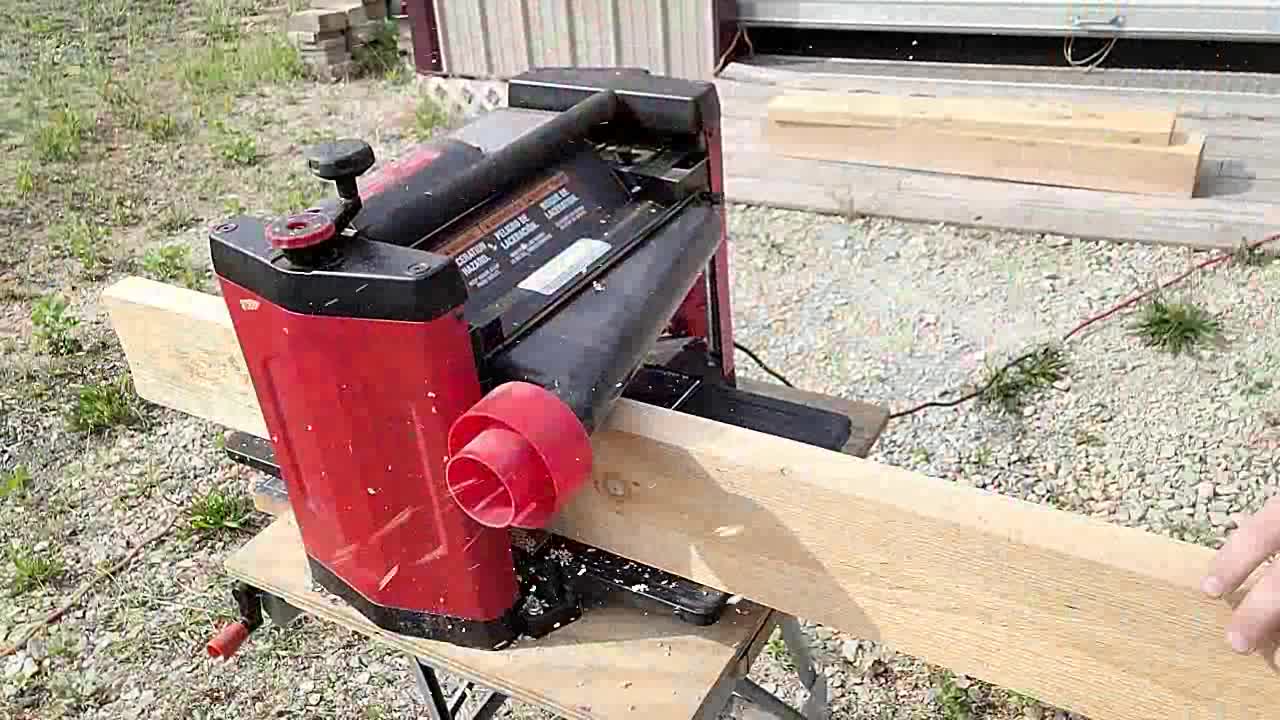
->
<box><xmin>715</xmin><ymin>59</ymin><xmax>1280</xmax><ymax>250</ymax></box>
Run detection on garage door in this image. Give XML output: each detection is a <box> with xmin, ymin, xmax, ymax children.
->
<box><xmin>736</xmin><ymin>1</ymin><xmax>1280</xmax><ymax>41</ymax></box>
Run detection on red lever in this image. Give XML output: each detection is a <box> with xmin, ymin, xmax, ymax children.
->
<box><xmin>206</xmin><ymin>621</ymin><xmax>252</xmax><ymax>659</ymax></box>
<box><xmin>446</xmin><ymin>382</ymin><xmax>592</xmax><ymax>529</ymax></box>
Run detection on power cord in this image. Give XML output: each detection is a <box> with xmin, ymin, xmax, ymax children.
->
<box><xmin>733</xmin><ymin>341</ymin><xmax>794</xmax><ymax>388</ymax></box>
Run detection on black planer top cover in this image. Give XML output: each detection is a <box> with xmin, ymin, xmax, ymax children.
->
<box><xmin>205</xmin><ymin>68</ymin><xmax>854</xmax><ymax>655</ymax></box>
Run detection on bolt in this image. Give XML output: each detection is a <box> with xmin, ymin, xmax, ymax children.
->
<box><xmin>215</xmin><ymin>223</ymin><xmax>238</xmax><ymax>233</ymax></box>
<box><xmin>406</xmin><ymin>262</ymin><xmax>433</xmax><ymax>275</ymax></box>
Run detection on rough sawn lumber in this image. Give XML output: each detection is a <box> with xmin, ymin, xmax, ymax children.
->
<box><xmin>102</xmin><ymin>276</ymin><xmax>1278</xmax><ymax>720</ymax></box>
<box><xmin>765</xmin><ymin>92</ymin><xmax>1177</xmax><ymax>146</ymax></box>
<box><xmin>765</xmin><ymin>93</ymin><xmax>1205</xmax><ymax>197</ymax></box>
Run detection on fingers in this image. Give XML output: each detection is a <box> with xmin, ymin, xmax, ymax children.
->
<box><xmin>1204</xmin><ymin>496</ymin><xmax>1280</xmax><ymax>598</ymax></box>
<box><xmin>1224</xmin><ymin>562</ymin><xmax>1280</xmax><ymax>654</ymax></box>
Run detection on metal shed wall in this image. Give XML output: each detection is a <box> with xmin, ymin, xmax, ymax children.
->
<box><xmin>736</xmin><ymin>0</ymin><xmax>1280</xmax><ymax>42</ymax></box>
<box><xmin>431</xmin><ymin>0</ymin><xmax>732</xmax><ymax>80</ymax></box>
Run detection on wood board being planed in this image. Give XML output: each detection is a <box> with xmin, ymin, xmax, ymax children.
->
<box><xmin>765</xmin><ymin>96</ymin><xmax>1205</xmax><ymax>197</ymax></box>
<box><xmin>102</xmin><ymin>276</ymin><xmax>1280</xmax><ymax>720</ymax></box>
<box><xmin>765</xmin><ymin>92</ymin><xmax>1178</xmax><ymax>146</ymax></box>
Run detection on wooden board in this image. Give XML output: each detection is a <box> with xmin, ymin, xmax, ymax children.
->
<box><xmin>765</xmin><ymin>104</ymin><xmax>1205</xmax><ymax>197</ymax></box>
<box><xmin>103</xmin><ymin>275</ymin><xmax>1280</xmax><ymax>720</ymax></box>
<box><xmin>722</xmin><ymin>117</ymin><xmax>1279</xmax><ymax>251</ymax></box>
<box><xmin>715</xmin><ymin>63</ymin><xmax>1280</xmax><ymax>249</ymax></box>
<box><xmin>225</xmin><ymin>514</ymin><xmax>774</xmax><ymax>720</ymax></box>
<box><xmin>765</xmin><ymin>92</ymin><xmax>1177</xmax><ymax>146</ymax></box>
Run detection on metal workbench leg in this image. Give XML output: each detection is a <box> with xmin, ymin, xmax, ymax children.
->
<box><xmin>409</xmin><ymin>655</ymin><xmax>509</xmax><ymax>720</ymax></box>
<box><xmin>779</xmin><ymin>616</ymin><xmax>828</xmax><ymax>720</ymax></box>
<box><xmin>729</xmin><ymin>615</ymin><xmax>828</xmax><ymax>720</ymax></box>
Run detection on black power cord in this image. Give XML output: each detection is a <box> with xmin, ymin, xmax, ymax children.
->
<box><xmin>733</xmin><ymin>341</ymin><xmax>794</xmax><ymax>388</ymax></box>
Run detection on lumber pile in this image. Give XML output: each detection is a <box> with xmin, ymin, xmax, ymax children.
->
<box><xmin>102</xmin><ymin>275</ymin><xmax>1280</xmax><ymax>720</ymax></box>
<box><xmin>764</xmin><ymin>91</ymin><xmax>1205</xmax><ymax>197</ymax></box>
<box><xmin>286</xmin><ymin>0</ymin><xmax>394</xmax><ymax>82</ymax></box>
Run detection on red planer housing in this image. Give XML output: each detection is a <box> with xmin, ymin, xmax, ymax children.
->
<box><xmin>208</xmin><ymin>68</ymin><xmax>853</xmax><ymax>653</ymax></box>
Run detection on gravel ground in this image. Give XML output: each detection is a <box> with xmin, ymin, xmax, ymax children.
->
<box><xmin>3</xmin><ymin>5</ymin><xmax>1278</xmax><ymax>717</ymax></box>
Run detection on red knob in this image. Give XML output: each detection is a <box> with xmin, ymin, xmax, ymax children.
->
<box><xmin>206</xmin><ymin>621</ymin><xmax>251</xmax><ymax>659</ymax></box>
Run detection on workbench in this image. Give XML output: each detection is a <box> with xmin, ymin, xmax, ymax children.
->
<box><xmin>223</xmin><ymin>381</ymin><xmax>889</xmax><ymax>720</ymax></box>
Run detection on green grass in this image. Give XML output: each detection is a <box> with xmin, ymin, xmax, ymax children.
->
<box><xmin>144</xmin><ymin>112</ymin><xmax>183</xmax><ymax>143</ymax></box>
<box><xmin>141</xmin><ymin>244</ymin><xmax>203</xmax><ymax>289</ymax></box>
<box><xmin>187</xmin><ymin>489</ymin><xmax>255</xmax><ymax>535</ymax></box>
<box><xmin>15</xmin><ymin>161</ymin><xmax>37</xmax><ymax>196</ymax></box>
<box><xmin>177</xmin><ymin>34</ymin><xmax>305</xmax><ymax>104</ymax></box>
<box><xmin>34</xmin><ymin>106</ymin><xmax>91</xmax><ymax>163</ymax></box>
<box><xmin>52</xmin><ymin>215</ymin><xmax>111</xmax><ymax>276</ymax></box>
<box><xmin>215</xmin><ymin>128</ymin><xmax>260</xmax><ymax>167</ymax></box>
<box><xmin>9</xmin><ymin>546</ymin><xmax>66</xmax><ymax>596</ymax></box>
<box><xmin>935</xmin><ymin>672</ymin><xmax>975</xmax><ymax>720</ymax></box>
<box><xmin>68</xmin><ymin>377</ymin><xmax>141</xmax><ymax>433</ymax></box>
<box><xmin>1</xmin><ymin>465</ymin><xmax>31</xmax><ymax>500</ymax></box>
<box><xmin>977</xmin><ymin>344</ymin><xmax>1068</xmax><ymax>414</ymax></box>
<box><xmin>762</xmin><ymin>628</ymin><xmax>794</xmax><ymax>670</ymax></box>
<box><xmin>1129</xmin><ymin>298</ymin><xmax>1222</xmax><ymax>356</ymax></box>
<box><xmin>1234</xmin><ymin>238</ymin><xmax>1275</xmax><ymax>268</ymax></box>
<box><xmin>157</xmin><ymin>205</ymin><xmax>200</xmax><ymax>234</ymax></box>
<box><xmin>352</xmin><ymin>19</ymin><xmax>408</xmax><ymax>82</ymax></box>
<box><xmin>31</xmin><ymin>294</ymin><xmax>82</xmax><ymax>355</ymax></box>
<box><xmin>413</xmin><ymin>96</ymin><xmax>449</xmax><ymax>139</ymax></box>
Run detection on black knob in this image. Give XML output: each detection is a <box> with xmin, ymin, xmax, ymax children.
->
<box><xmin>302</xmin><ymin>139</ymin><xmax>375</xmax><ymax>236</ymax></box>
<box><xmin>306</xmin><ymin>139</ymin><xmax>375</xmax><ymax>182</ymax></box>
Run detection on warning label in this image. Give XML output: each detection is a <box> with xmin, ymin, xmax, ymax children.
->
<box><xmin>428</xmin><ymin>148</ymin><xmax>631</xmax><ymax>347</ymax></box>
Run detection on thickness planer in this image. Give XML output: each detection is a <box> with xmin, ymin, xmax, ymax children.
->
<box><xmin>204</xmin><ymin>68</ymin><xmax>853</xmax><ymax>655</ymax></box>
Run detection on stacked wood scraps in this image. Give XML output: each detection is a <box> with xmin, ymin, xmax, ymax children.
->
<box><xmin>764</xmin><ymin>91</ymin><xmax>1206</xmax><ymax>197</ymax></box>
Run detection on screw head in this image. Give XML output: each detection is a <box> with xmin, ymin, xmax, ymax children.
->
<box><xmin>406</xmin><ymin>262</ymin><xmax>433</xmax><ymax>276</ymax></box>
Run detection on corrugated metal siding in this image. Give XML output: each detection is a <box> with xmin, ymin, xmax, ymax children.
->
<box><xmin>434</xmin><ymin>0</ymin><xmax>716</xmax><ymax>80</ymax></box>
<box><xmin>736</xmin><ymin>1</ymin><xmax>1280</xmax><ymax>41</ymax></box>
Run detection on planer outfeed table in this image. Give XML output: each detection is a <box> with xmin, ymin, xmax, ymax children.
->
<box><xmin>224</xmin><ymin>380</ymin><xmax>888</xmax><ymax>720</ymax></box>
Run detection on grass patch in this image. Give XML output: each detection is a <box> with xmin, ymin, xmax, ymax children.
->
<box><xmin>52</xmin><ymin>215</ymin><xmax>111</xmax><ymax>276</ymax></box>
<box><xmin>144</xmin><ymin>112</ymin><xmax>183</xmax><ymax>143</ymax></box>
<box><xmin>177</xmin><ymin>34</ymin><xmax>305</xmax><ymax>103</ymax></box>
<box><xmin>187</xmin><ymin>489</ymin><xmax>255</xmax><ymax>535</ymax></box>
<box><xmin>1234</xmin><ymin>239</ymin><xmax>1275</xmax><ymax>268</ymax></box>
<box><xmin>934</xmin><ymin>671</ymin><xmax>975</xmax><ymax>720</ymax></box>
<box><xmin>1129</xmin><ymin>298</ymin><xmax>1222</xmax><ymax>356</ymax></box>
<box><xmin>68</xmin><ymin>377</ymin><xmax>141</xmax><ymax>433</ymax></box>
<box><xmin>1</xmin><ymin>465</ymin><xmax>32</xmax><ymax>500</ymax></box>
<box><xmin>412</xmin><ymin>96</ymin><xmax>449</xmax><ymax>139</ymax></box>
<box><xmin>977</xmin><ymin>345</ymin><xmax>1067</xmax><ymax>414</ymax></box>
<box><xmin>215</xmin><ymin>127</ymin><xmax>260</xmax><ymax>167</ymax></box>
<box><xmin>9</xmin><ymin>546</ymin><xmax>66</xmax><ymax>596</ymax></box>
<box><xmin>157</xmin><ymin>205</ymin><xmax>200</xmax><ymax>234</ymax></box>
<box><xmin>31</xmin><ymin>294</ymin><xmax>82</xmax><ymax>355</ymax></box>
<box><xmin>34</xmin><ymin>106</ymin><xmax>91</xmax><ymax>163</ymax></box>
<box><xmin>15</xmin><ymin>162</ymin><xmax>38</xmax><ymax>196</ymax></box>
<box><xmin>762</xmin><ymin>628</ymin><xmax>794</xmax><ymax>671</ymax></box>
<box><xmin>141</xmin><ymin>244</ymin><xmax>203</xmax><ymax>289</ymax></box>
<box><xmin>352</xmin><ymin>19</ymin><xmax>408</xmax><ymax>82</ymax></box>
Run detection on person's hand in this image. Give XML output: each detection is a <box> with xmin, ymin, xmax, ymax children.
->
<box><xmin>1204</xmin><ymin>496</ymin><xmax>1280</xmax><ymax>654</ymax></box>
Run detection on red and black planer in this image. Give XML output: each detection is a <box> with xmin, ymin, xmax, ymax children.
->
<box><xmin>206</xmin><ymin>68</ymin><xmax>853</xmax><ymax>654</ymax></box>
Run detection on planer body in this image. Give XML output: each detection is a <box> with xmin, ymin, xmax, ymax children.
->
<box><xmin>207</xmin><ymin>68</ymin><xmax>855</xmax><ymax>651</ymax></box>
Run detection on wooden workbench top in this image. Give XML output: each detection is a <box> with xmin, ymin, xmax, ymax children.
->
<box><xmin>224</xmin><ymin>514</ymin><xmax>775</xmax><ymax>720</ymax></box>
